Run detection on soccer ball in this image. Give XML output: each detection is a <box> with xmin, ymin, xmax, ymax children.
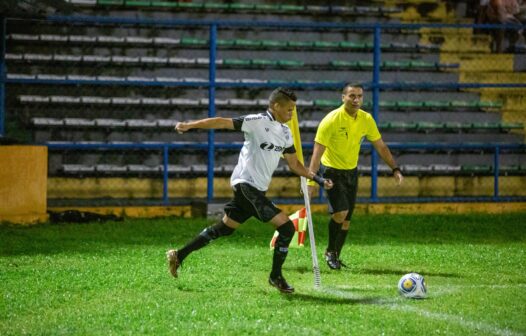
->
<box><xmin>398</xmin><ymin>273</ymin><xmax>427</xmax><ymax>299</ymax></box>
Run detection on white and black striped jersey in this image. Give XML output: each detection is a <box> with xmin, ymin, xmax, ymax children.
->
<box><xmin>231</xmin><ymin>111</ymin><xmax>296</xmax><ymax>191</ymax></box>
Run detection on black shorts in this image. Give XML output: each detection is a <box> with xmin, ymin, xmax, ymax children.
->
<box><xmin>224</xmin><ymin>183</ymin><xmax>281</xmax><ymax>223</ymax></box>
<box><xmin>323</xmin><ymin>167</ymin><xmax>358</xmax><ymax>221</ymax></box>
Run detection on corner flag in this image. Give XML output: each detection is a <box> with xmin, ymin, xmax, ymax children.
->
<box><xmin>270</xmin><ymin>207</ymin><xmax>307</xmax><ymax>248</ymax></box>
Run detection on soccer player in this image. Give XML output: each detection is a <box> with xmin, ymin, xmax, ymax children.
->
<box><xmin>167</xmin><ymin>88</ymin><xmax>333</xmax><ymax>293</ymax></box>
<box><xmin>307</xmin><ymin>83</ymin><xmax>403</xmax><ymax>270</ymax></box>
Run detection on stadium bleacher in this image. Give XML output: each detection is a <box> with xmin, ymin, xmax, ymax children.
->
<box><xmin>3</xmin><ymin>0</ymin><xmax>525</xmax><ymax>202</ymax></box>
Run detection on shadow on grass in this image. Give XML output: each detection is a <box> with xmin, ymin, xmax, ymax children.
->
<box><xmin>355</xmin><ymin>267</ymin><xmax>461</xmax><ymax>278</ymax></box>
<box><xmin>288</xmin><ymin>265</ymin><xmax>312</xmax><ymax>274</ymax></box>
<box><xmin>287</xmin><ymin>265</ymin><xmax>460</xmax><ymax>278</ymax></box>
<box><xmin>288</xmin><ymin>265</ymin><xmax>355</xmax><ymax>276</ymax></box>
<box><xmin>283</xmin><ymin>291</ymin><xmax>392</xmax><ymax>306</ymax></box>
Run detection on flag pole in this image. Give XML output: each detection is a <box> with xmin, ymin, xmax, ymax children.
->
<box><xmin>287</xmin><ymin>106</ymin><xmax>321</xmax><ymax>288</ymax></box>
<box><xmin>300</xmin><ymin>177</ymin><xmax>321</xmax><ymax>288</ymax></box>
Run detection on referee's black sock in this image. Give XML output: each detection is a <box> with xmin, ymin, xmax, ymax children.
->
<box><xmin>178</xmin><ymin>220</ymin><xmax>235</xmax><ymax>263</ymax></box>
<box><xmin>327</xmin><ymin>218</ymin><xmax>341</xmax><ymax>252</ymax></box>
<box><xmin>270</xmin><ymin>220</ymin><xmax>295</xmax><ymax>279</ymax></box>
<box><xmin>335</xmin><ymin>228</ymin><xmax>349</xmax><ymax>258</ymax></box>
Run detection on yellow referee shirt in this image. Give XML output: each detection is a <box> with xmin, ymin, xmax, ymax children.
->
<box><xmin>315</xmin><ymin>105</ymin><xmax>381</xmax><ymax>170</ymax></box>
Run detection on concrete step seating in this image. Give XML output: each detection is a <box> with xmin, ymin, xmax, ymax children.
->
<box><xmin>376</xmin><ymin>121</ymin><xmax>523</xmax><ymax>133</ymax></box>
<box><xmin>20</xmin><ymin>95</ymin><xmax>502</xmax><ymax>111</ymax></box>
<box><xmin>32</xmin><ymin>118</ymin><xmax>172</xmax><ymax>128</ymax></box>
<box><xmin>47</xmin><ymin>140</ymin><xmax>214</xmax><ymax>145</ymax></box>
<box><xmin>7</xmin><ymin>72</ymin><xmax>462</xmax><ymax>85</ymax></box>
<box><xmin>312</xmin><ymin>99</ymin><xmax>502</xmax><ymax>110</ymax></box>
<box><xmin>32</xmin><ymin>117</ymin><xmax>523</xmax><ymax>133</ymax></box>
<box><xmin>59</xmin><ymin>162</ymin><xmax>526</xmax><ymax>176</ymax></box>
<box><xmin>65</xmin><ymin>0</ymin><xmax>402</xmax><ymax>15</ymax></box>
<box><xmin>7</xmin><ymin>34</ymin><xmax>439</xmax><ymax>53</ymax></box>
<box><xmin>6</xmin><ymin>53</ymin><xmax>457</xmax><ymax>71</ymax></box>
<box><xmin>61</xmin><ymin>164</ymin><xmax>224</xmax><ymax>175</ymax></box>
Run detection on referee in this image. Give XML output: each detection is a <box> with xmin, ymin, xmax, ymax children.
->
<box><xmin>167</xmin><ymin>88</ymin><xmax>333</xmax><ymax>293</ymax></box>
<box><xmin>308</xmin><ymin>83</ymin><xmax>403</xmax><ymax>270</ymax></box>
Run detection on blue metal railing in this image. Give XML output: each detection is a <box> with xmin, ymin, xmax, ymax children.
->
<box><xmin>45</xmin><ymin>142</ymin><xmax>526</xmax><ymax>204</ymax></box>
<box><xmin>207</xmin><ymin>24</ymin><xmax>218</xmax><ymax>204</ymax></box>
<box><xmin>371</xmin><ymin>26</ymin><xmax>382</xmax><ymax>201</ymax></box>
<box><xmin>2</xmin><ymin>16</ymin><xmax>526</xmax><ymax>203</ymax></box>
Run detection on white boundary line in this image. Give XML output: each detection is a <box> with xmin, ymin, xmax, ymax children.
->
<box><xmin>336</xmin><ymin>284</ymin><xmax>526</xmax><ymax>290</ymax></box>
<box><xmin>387</xmin><ymin>304</ymin><xmax>523</xmax><ymax>336</ymax></box>
<box><xmin>313</xmin><ymin>285</ymin><xmax>524</xmax><ymax>336</ymax></box>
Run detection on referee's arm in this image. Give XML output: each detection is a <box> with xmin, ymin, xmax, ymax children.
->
<box><xmin>308</xmin><ymin>142</ymin><xmax>326</xmax><ymax>178</ymax></box>
<box><xmin>371</xmin><ymin>138</ymin><xmax>404</xmax><ymax>185</ymax></box>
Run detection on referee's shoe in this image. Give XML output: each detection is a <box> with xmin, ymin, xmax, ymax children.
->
<box><xmin>324</xmin><ymin>250</ymin><xmax>341</xmax><ymax>270</ymax></box>
<box><xmin>268</xmin><ymin>275</ymin><xmax>295</xmax><ymax>293</ymax></box>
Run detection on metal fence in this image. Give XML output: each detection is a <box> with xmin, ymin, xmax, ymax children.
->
<box><xmin>1</xmin><ymin>15</ymin><xmax>525</xmax><ymax>205</ymax></box>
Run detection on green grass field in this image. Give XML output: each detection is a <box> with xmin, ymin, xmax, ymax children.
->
<box><xmin>1</xmin><ymin>213</ymin><xmax>525</xmax><ymax>335</ymax></box>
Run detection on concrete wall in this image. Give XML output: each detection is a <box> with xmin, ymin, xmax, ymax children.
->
<box><xmin>0</xmin><ymin>146</ymin><xmax>48</xmax><ymax>224</ymax></box>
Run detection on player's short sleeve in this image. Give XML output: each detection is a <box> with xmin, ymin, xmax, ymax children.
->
<box><xmin>240</xmin><ymin>114</ymin><xmax>263</xmax><ymax>133</ymax></box>
<box><xmin>232</xmin><ymin>116</ymin><xmax>245</xmax><ymax>131</ymax></box>
<box><xmin>282</xmin><ymin>126</ymin><xmax>296</xmax><ymax>154</ymax></box>
<box><xmin>284</xmin><ymin>127</ymin><xmax>294</xmax><ymax>147</ymax></box>
<box><xmin>283</xmin><ymin>145</ymin><xmax>296</xmax><ymax>154</ymax></box>
<box><xmin>314</xmin><ymin>116</ymin><xmax>333</xmax><ymax>147</ymax></box>
<box><xmin>366</xmin><ymin>115</ymin><xmax>382</xmax><ymax>142</ymax></box>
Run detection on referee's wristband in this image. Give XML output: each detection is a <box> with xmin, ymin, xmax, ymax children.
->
<box><xmin>312</xmin><ymin>174</ymin><xmax>326</xmax><ymax>187</ymax></box>
<box><xmin>392</xmin><ymin>167</ymin><xmax>401</xmax><ymax>174</ymax></box>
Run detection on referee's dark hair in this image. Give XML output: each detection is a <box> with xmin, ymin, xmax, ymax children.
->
<box><xmin>269</xmin><ymin>87</ymin><xmax>297</xmax><ymax>105</ymax></box>
<box><xmin>342</xmin><ymin>83</ymin><xmax>364</xmax><ymax>94</ymax></box>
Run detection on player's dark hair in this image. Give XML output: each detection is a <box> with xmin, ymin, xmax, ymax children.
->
<box><xmin>342</xmin><ymin>83</ymin><xmax>364</xmax><ymax>94</ymax></box>
<box><xmin>269</xmin><ymin>87</ymin><xmax>297</xmax><ymax>105</ymax></box>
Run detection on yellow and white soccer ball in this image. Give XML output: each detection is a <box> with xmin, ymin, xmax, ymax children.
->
<box><xmin>398</xmin><ymin>273</ymin><xmax>427</xmax><ymax>299</ymax></box>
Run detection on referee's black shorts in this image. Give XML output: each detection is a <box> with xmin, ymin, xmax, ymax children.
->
<box><xmin>224</xmin><ymin>183</ymin><xmax>281</xmax><ymax>223</ymax></box>
<box><xmin>322</xmin><ymin>167</ymin><xmax>358</xmax><ymax>221</ymax></box>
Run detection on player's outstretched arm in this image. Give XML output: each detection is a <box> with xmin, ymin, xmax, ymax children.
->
<box><xmin>175</xmin><ymin>117</ymin><xmax>234</xmax><ymax>133</ymax></box>
<box><xmin>284</xmin><ymin>153</ymin><xmax>333</xmax><ymax>190</ymax></box>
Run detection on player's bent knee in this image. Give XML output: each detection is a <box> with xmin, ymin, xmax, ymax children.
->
<box><xmin>217</xmin><ymin>221</ymin><xmax>235</xmax><ymax>236</ymax></box>
<box><xmin>270</xmin><ymin>211</ymin><xmax>290</xmax><ymax>227</ymax></box>
<box><xmin>223</xmin><ymin>215</ymin><xmax>240</xmax><ymax>229</ymax></box>
<box><xmin>276</xmin><ymin>220</ymin><xmax>295</xmax><ymax>247</ymax></box>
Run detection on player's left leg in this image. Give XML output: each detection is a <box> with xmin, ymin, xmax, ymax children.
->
<box><xmin>227</xmin><ymin>183</ymin><xmax>295</xmax><ymax>293</ymax></box>
<box><xmin>268</xmin><ymin>212</ymin><xmax>296</xmax><ymax>293</ymax></box>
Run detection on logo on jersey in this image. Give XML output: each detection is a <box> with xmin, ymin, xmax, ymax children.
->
<box><xmin>338</xmin><ymin>127</ymin><xmax>348</xmax><ymax>140</ymax></box>
<box><xmin>260</xmin><ymin>142</ymin><xmax>284</xmax><ymax>152</ymax></box>
<box><xmin>244</xmin><ymin>116</ymin><xmax>263</xmax><ymax>122</ymax></box>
